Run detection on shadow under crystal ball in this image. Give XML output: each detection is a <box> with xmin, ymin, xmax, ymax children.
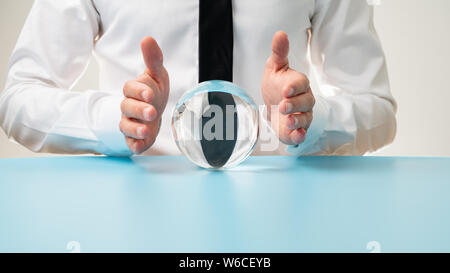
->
<box><xmin>171</xmin><ymin>80</ymin><xmax>259</xmax><ymax>169</ymax></box>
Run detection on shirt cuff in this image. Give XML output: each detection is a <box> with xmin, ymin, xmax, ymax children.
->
<box><xmin>93</xmin><ymin>94</ymin><xmax>132</xmax><ymax>156</ymax></box>
<box><xmin>286</xmin><ymin>94</ymin><xmax>330</xmax><ymax>156</ymax></box>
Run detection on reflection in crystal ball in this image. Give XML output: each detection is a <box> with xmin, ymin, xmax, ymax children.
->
<box><xmin>172</xmin><ymin>80</ymin><xmax>259</xmax><ymax>169</ymax></box>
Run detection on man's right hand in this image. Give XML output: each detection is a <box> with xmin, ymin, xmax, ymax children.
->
<box><xmin>120</xmin><ymin>37</ymin><xmax>170</xmax><ymax>154</ymax></box>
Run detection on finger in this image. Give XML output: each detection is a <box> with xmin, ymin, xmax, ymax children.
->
<box><xmin>281</xmin><ymin>73</ymin><xmax>310</xmax><ymax>98</ymax></box>
<box><xmin>267</xmin><ymin>31</ymin><xmax>290</xmax><ymax>71</ymax></box>
<box><xmin>120</xmin><ymin>117</ymin><xmax>150</xmax><ymax>139</ymax></box>
<box><xmin>125</xmin><ymin>137</ymin><xmax>137</xmax><ymax>153</ymax></box>
<box><xmin>125</xmin><ymin>137</ymin><xmax>149</xmax><ymax>154</ymax></box>
<box><xmin>289</xmin><ymin>128</ymin><xmax>307</xmax><ymax>145</ymax></box>
<box><xmin>123</xmin><ymin>80</ymin><xmax>154</xmax><ymax>103</ymax></box>
<box><xmin>135</xmin><ymin>73</ymin><xmax>159</xmax><ymax>93</ymax></box>
<box><xmin>286</xmin><ymin>112</ymin><xmax>313</xmax><ymax>130</ymax></box>
<box><xmin>141</xmin><ymin>36</ymin><xmax>164</xmax><ymax>80</ymax></box>
<box><xmin>279</xmin><ymin>91</ymin><xmax>315</xmax><ymax>114</ymax></box>
<box><xmin>121</xmin><ymin>98</ymin><xmax>157</xmax><ymax>121</ymax></box>
<box><xmin>132</xmin><ymin>139</ymin><xmax>147</xmax><ymax>154</ymax></box>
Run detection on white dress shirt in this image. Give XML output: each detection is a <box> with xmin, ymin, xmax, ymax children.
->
<box><xmin>0</xmin><ymin>0</ymin><xmax>396</xmax><ymax>156</ymax></box>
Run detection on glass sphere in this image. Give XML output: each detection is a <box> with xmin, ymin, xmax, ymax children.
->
<box><xmin>172</xmin><ymin>80</ymin><xmax>259</xmax><ymax>169</ymax></box>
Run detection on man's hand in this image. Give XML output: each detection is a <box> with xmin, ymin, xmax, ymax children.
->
<box><xmin>120</xmin><ymin>37</ymin><xmax>170</xmax><ymax>154</ymax></box>
<box><xmin>261</xmin><ymin>31</ymin><xmax>315</xmax><ymax>145</ymax></box>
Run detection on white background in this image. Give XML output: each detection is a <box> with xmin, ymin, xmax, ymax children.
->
<box><xmin>1</xmin><ymin>0</ymin><xmax>449</xmax><ymax>158</ymax></box>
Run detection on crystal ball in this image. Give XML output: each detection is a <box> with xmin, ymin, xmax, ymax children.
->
<box><xmin>171</xmin><ymin>80</ymin><xmax>259</xmax><ymax>169</ymax></box>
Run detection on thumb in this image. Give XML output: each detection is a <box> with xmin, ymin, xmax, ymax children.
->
<box><xmin>141</xmin><ymin>36</ymin><xmax>164</xmax><ymax>79</ymax></box>
<box><xmin>269</xmin><ymin>31</ymin><xmax>290</xmax><ymax>71</ymax></box>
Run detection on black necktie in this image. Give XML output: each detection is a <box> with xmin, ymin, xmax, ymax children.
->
<box><xmin>199</xmin><ymin>0</ymin><xmax>233</xmax><ymax>82</ymax></box>
<box><xmin>199</xmin><ymin>0</ymin><xmax>238</xmax><ymax>168</ymax></box>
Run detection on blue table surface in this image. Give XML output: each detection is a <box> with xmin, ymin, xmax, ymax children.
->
<box><xmin>1</xmin><ymin>155</ymin><xmax>450</xmax><ymax>253</ymax></box>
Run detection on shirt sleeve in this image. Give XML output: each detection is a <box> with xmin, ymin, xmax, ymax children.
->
<box><xmin>287</xmin><ymin>0</ymin><xmax>397</xmax><ymax>156</ymax></box>
<box><xmin>0</xmin><ymin>0</ymin><xmax>131</xmax><ymax>156</ymax></box>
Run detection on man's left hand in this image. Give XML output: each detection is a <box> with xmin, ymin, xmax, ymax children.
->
<box><xmin>261</xmin><ymin>31</ymin><xmax>315</xmax><ymax>145</ymax></box>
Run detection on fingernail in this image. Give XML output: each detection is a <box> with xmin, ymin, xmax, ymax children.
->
<box><xmin>137</xmin><ymin>127</ymin><xmax>144</xmax><ymax>138</ymax></box>
<box><xmin>287</xmin><ymin>88</ymin><xmax>295</xmax><ymax>97</ymax></box>
<box><xmin>142</xmin><ymin>90</ymin><xmax>150</xmax><ymax>101</ymax></box>
<box><xmin>143</xmin><ymin>107</ymin><xmax>152</xmax><ymax>121</ymax></box>
<box><xmin>284</xmin><ymin>102</ymin><xmax>293</xmax><ymax>114</ymax></box>
<box><xmin>292</xmin><ymin>116</ymin><xmax>298</xmax><ymax>128</ymax></box>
